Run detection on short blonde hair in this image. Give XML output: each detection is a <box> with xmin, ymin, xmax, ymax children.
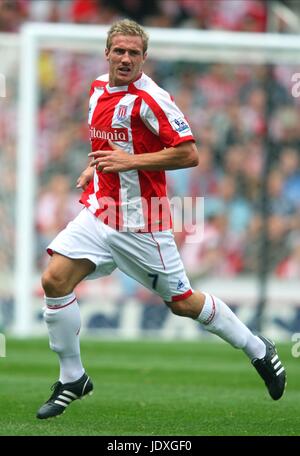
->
<box><xmin>106</xmin><ymin>19</ymin><xmax>149</xmax><ymax>54</ymax></box>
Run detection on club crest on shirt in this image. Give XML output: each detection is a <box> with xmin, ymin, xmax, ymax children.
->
<box><xmin>117</xmin><ymin>105</ymin><xmax>128</xmax><ymax>121</ymax></box>
<box><xmin>171</xmin><ymin>117</ymin><xmax>189</xmax><ymax>133</ymax></box>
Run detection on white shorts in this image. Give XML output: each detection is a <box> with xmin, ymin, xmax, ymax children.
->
<box><xmin>47</xmin><ymin>208</ymin><xmax>193</xmax><ymax>302</ymax></box>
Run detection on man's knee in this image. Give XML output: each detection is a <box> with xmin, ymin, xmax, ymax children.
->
<box><xmin>41</xmin><ymin>269</ymin><xmax>73</xmax><ymax>297</ymax></box>
<box><xmin>166</xmin><ymin>300</ymin><xmax>193</xmax><ymax>318</ymax></box>
<box><xmin>165</xmin><ymin>301</ymin><xmax>185</xmax><ymax>317</ymax></box>
<box><xmin>165</xmin><ymin>291</ymin><xmax>204</xmax><ymax>319</ymax></box>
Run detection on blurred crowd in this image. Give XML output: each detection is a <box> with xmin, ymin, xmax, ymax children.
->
<box><xmin>1</xmin><ymin>0</ymin><xmax>300</xmax><ymax>304</ymax></box>
<box><xmin>2</xmin><ymin>56</ymin><xmax>300</xmax><ymax>282</ymax></box>
<box><xmin>0</xmin><ymin>0</ymin><xmax>270</xmax><ymax>33</ymax></box>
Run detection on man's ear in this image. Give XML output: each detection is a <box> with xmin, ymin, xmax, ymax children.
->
<box><xmin>143</xmin><ymin>52</ymin><xmax>148</xmax><ymax>62</ymax></box>
<box><xmin>105</xmin><ymin>48</ymin><xmax>109</xmax><ymax>61</ymax></box>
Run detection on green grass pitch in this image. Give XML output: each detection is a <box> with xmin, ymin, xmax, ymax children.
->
<box><xmin>0</xmin><ymin>338</ymin><xmax>299</xmax><ymax>436</ymax></box>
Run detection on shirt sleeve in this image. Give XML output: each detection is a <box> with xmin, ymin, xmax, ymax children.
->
<box><xmin>139</xmin><ymin>88</ymin><xmax>195</xmax><ymax>147</ymax></box>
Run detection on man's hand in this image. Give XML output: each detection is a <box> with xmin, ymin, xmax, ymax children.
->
<box><xmin>87</xmin><ymin>140</ymin><xmax>198</xmax><ymax>173</ymax></box>
<box><xmin>76</xmin><ymin>165</ymin><xmax>94</xmax><ymax>190</ymax></box>
<box><xmin>88</xmin><ymin>140</ymin><xmax>134</xmax><ymax>173</ymax></box>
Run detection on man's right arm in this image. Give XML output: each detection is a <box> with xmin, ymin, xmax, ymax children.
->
<box><xmin>76</xmin><ymin>165</ymin><xmax>94</xmax><ymax>190</ymax></box>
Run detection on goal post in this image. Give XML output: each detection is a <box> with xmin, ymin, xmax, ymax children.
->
<box><xmin>13</xmin><ymin>22</ymin><xmax>300</xmax><ymax>336</ymax></box>
<box><xmin>14</xmin><ymin>27</ymin><xmax>39</xmax><ymax>336</ymax></box>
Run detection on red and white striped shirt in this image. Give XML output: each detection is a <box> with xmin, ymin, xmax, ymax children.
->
<box><xmin>80</xmin><ymin>72</ymin><xmax>194</xmax><ymax>231</ymax></box>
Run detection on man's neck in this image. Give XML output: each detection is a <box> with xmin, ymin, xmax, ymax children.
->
<box><xmin>108</xmin><ymin>72</ymin><xmax>143</xmax><ymax>88</ymax></box>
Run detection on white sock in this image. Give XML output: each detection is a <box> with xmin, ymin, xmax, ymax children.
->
<box><xmin>44</xmin><ymin>292</ymin><xmax>85</xmax><ymax>383</ymax></box>
<box><xmin>196</xmin><ymin>293</ymin><xmax>266</xmax><ymax>360</ymax></box>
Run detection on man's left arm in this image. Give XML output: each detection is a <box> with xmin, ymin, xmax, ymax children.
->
<box><xmin>88</xmin><ymin>140</ymin><xmax>199</xmax><ymax>173</ymax></box>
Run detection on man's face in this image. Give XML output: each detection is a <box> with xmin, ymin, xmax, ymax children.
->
<box><xmin>105</xmin><ymin>34</ymin><xmax>147</xmax><ymax>86</ymax></box>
